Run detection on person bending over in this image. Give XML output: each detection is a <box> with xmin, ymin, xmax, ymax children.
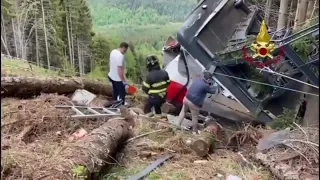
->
<box><xmin>177</xmin><ymin>71</ymin><xmax>220</xmax><ymax>134</ymax></box>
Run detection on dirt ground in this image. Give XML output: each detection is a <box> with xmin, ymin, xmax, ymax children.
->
<box><xmin>1</xmin><ymin>93</ymin><xmax>272</xmax><ymax>180</ymax></box>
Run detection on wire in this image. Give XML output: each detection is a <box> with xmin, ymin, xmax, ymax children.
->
<box><xmin>257</xmin><ymin>67</ymin><xmax>319</xmax><ymax>89</ymax></box>
<box><xmin>212</xmin><ymin>71</ymin><xmax>319</xmax><ymax>97</ymax></box>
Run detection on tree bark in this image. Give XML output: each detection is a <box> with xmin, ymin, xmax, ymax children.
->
<box><xmin>277</xmin><ymin>0</ymin><xmax>290</xmax><ymax>31</ymax></box>
<box><xmin>287</xmin><ymin>0</ymin><xmax>295</xmax><ymax>28</ymax></box>
<box><xmin>65</xmin><ymin>2</ymin><xmax>72</xmax><ymax>65</ymax></box>
<box><xmin>294</xmin><ymin>0</ymin><xmax>309</xmax><ymax>29</ymax></box>
<box><xmin>1</xmin><ymin>76</ymin><xmax>113</xmax><ymax>98</ymax></box>
<box><xmin>40</xmin><ymin>0</ymin><xmax>50</xmax><ymax>70</ymax></box>
<box><xmin>190</xmin><ymin>132</ymin><xmax>216</xmax><ymax>157</ymax></box>
<box><xmin>306</xmin><ymin>0</ymin><xmax>315</xmax><ymax>19</ymax></box>
<box><xmin>35</xmin><ymin>11</ymin><xmax>39</xmax><ymax>66</ymax></box>
<box><xmin>310</xmin><ymin>0</ymin><xmax>319</xmax><ymax>21</ymax></box>
<box><xmin>264</xmin><ymin>0</ymin><xmax>273</xmax><ymax>25</ymax></box>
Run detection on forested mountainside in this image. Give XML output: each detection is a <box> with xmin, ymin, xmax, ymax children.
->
<box><xmin>88</xmin><ymin>0</ymin><xmax>196</xmax><ymax>25</ymax></box>
<box><xmin>1</xmin><ymin>0</ymin><xmax>93</xmax><ymax>74</ymax></box>
<box><xmin>1</xmin><ymin>0</ymin><xmax>196</xmax><ymax>83</ymax></box>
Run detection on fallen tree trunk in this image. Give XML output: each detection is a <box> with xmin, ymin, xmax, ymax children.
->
<box><xmin>1</xmin><ymin>76</ymin><xmax>113</xmax><ymax>98</ymax></box>
<box><xmin>14</xmin><ymin>106</ymin><xmax>134</xmax><ymax>179</ymax></box>
<box><xmin>254</xmin><ymin>152</ymin><xmax>301</xmax><ymax>180</ymax></box>
<box><xmin>190</xmin><ymin>132</ymin><xmax>216</xmax><ymax>157</ymax></box>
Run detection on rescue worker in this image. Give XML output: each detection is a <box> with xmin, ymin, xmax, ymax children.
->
<box><xmin>142</xmin><ymin>55</ymin><xmax>170</xmax><ymax>117</ymax></box>
<box><xmin>177</xmin><ymin>71</ymin><xmax>220</xmax><ymax>134</ymax></box>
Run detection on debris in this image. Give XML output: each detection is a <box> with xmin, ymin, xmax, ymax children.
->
<box><xmin>257</xmin><ymin>128</ymin><xmax>291</xmax><ymax>151</ymax></box>
<box><xmin>126</xmin><ymin>154</ymin><xmax>174</xmax><ymax>180</ymax></box>
<box><xmin>226</xmin><ymin>175</ymin><xmax>242</xmax><ymax>180</ymax></box>
<box><xmin>1</xmin><ymin>104</ymin><xmax>136</xmax><ymax>179</ymax></box>
<box><xmin>253</xmin><ymin>126</ymin><xmax>319</xmax><ymax>179</ymax></box>
<box><xmin>194</xmin><ymin>160</ymin><xmax>209</xmax><ymax>164</ymax></box>
<box><xmin>68</xmin><ymin>128</ymin><xmax>88</xmax><ymax>141</ymax></box>
<box><xmin>71</xmin><ymin>89</ymin><xmax>97</xmax><ymax>106</ymax></box>
<box><xmin>125</xmin><ymin>129</ymin><xmax>164</xmax><ymax>143</ymax></box>
<box><xmin>56</xmin><ymin>105</ymin><xmax>121</xmax><ymax>119</ymax></box>
<box><xmin>138</xmin><ymin>151</ymin><xmax>157</xmax><ymax>158</ymax></box>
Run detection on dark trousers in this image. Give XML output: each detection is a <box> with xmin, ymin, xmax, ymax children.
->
<box><xmin>144</xmin><ymin>95</ymin><xmax>165</xmax><ymax>114</ymax></box>
<box><xmin>108</xmin><ymin>76</ymin><xmax>126</xmax><ymax>105</ymax></box>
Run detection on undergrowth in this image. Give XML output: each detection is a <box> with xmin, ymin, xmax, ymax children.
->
<box><xmin>268</xmin><ymin>108</ymin><xmax>302</xmax><ymax>130</ymax></box>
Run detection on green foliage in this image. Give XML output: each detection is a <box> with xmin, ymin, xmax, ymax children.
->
<box><xmin>89</xmin><ymin>34</ymin><xmax>113</xmax><ymax>72</ymax></box>
<box><xmin>87</xmin><ymin>67</ymin><xmax>106</xmax><ymax>80</ymax></box>
<box><xmin>291</xmin><ymin>37</ymin><xmax>315</xmax><ymax>62</ymax></box>
<box><xmin>72</xmin><ymin>165</ymin><xmax>87</xmax><ymax>179</ymax></box>
<box><xmin>246</xmin><ymin>64</ymin><xmax>273</xmax><ymax>96</ymax></box>
<box><xmin>87</xmin><ymin>0</ymin><xmax>196</xmax><ymax>25</ymax></box>
<box><xmin>60</xmin><ymin>57</ymin><xmax>76</xmax><ymax>76</ymax></box>
<box><xmin>268</xmin><ymin>108</ymin><xmax>302</xmax><ymax>130</ymax></box>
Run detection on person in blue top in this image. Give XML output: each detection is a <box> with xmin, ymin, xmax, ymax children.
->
<box><xmin>177</xmin><ymin>71</ymin><xmax>220</xmax><ymax>134</ymax></box>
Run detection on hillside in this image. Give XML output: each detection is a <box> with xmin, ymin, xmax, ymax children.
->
<box><xmin>87</xmin><ymin>0</ymin><xmax>196</xmax><ymax>26</ymax></box>
<box><xmin>87</xmin><ymin>0</ymin><xmax>196</xmax><ymax>52</ymax></box>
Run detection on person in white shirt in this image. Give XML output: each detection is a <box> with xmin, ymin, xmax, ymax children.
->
<box><xmin>108</xmin><ymin>42</ymin><xmax>129</xmax><ymax>105</ymax></box>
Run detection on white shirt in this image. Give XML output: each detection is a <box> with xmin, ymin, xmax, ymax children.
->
<box><xmin>108</xmin><ymin>49</ymin><xmax>124</xmax><ymax>81</ymax></box>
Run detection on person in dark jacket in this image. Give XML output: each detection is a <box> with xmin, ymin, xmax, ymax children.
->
<box><xmin>142</xmin><ymin>55</ymin><xmax>170</xmax><ymax>116</ymax></box>
<box><xmin>177</xmin><ymin>71</ymin><xmax>220</xmax><ymax>134</ymax></box>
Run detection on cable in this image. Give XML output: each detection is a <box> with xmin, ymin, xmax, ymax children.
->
<box><xmin>257</xmin><ymin>67</ymin><xmax>319</xmax><ymax>89</ymax></box>
<box><xmin>212</xmin><ymin>71</ymin><xmax>319</xmax><ymax>97</ymax></box>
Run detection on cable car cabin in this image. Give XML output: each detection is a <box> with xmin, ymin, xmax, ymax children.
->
<box><xmin>163</xmin><ymin>0</ymin><xmax>319</xmax><ymax>123</ymax></box>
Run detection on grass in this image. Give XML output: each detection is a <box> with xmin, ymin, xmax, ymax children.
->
<box><xmin>104</xmin><ymin>164</ymin><xmax>186</xmax><ymax>180</ymax></box>
<box><xmin>2</xmin><ymin>58</ymin><xmax>61</xmax><ymax>77</ymax></box>
<box><xmin>2</xmin><ymin>58</ymin><xmax>138</xmax><ymax>85</ymax></box>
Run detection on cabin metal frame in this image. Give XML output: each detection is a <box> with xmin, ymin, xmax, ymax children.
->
<box><xmin>175</xmin><ymin>0</ymin><xmax>319</xmax><ymax>123</ymax></box>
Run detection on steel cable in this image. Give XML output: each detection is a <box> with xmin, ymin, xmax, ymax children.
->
<box><xmin>257</xmin><ymin>67</ymin><xmax>319</xmax><ymax>89</ymax></box>
<box><xmin>212</xmin><ymin>71</ymin><xmax>319</xmax><ymax>97</ymax></box>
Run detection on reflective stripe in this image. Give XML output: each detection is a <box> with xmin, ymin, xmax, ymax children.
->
<box><xmin>143</xmin><ymin>81</ymin><xmax>150</xmax><ymax>88</ymax></box>
<box><xmin>151</xmin><ymin>81</ymin><xmax>168</xmax><ymax>88</ymax></box>
<box><xmin>148</xmin><ymin>88</ymin><xmax>167</xmax><ymax>94</ymax></box>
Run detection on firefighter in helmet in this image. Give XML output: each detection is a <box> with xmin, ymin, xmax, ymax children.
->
<box><xmin>142</xmin><ymin>55</ymin><xmax>170</xmax><ymax>117</ymax></box>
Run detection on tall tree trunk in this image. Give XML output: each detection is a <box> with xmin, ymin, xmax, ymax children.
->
<box><xmin>69</xmin><ymin>12</ymin><xmax>75</xmax><ymax>66</ymax></box>
<box><xmin>65</xmin><ymin>4</ymin><xmax>72</xmax><ymax>64</ymax></box>
<box><xmin>294</xmin><ymin>0</ymin><xmax>309</xmax><ymax>29</ymax></box>
<box><xmin>1</xmin><ymin>13</ymin><xmax>9</xmax><ymax>52</ymax></box>
<box><xmin>77</xmin><ymin>38</ymin><xmax>82</xmax><ymax>76</ymax></box>
<box><xmin>287</xmin><ymin>0</ymin><xmax>295</xmax><ymax>28</ymax></box>
<box><xmin>11</xmin><ymin>19</ymin><xmax>18</xmax><ymax>57</ymax></box>
<box><xmin>306</xmin><ymin>0</ymin><xmax>315</xmax><ymax>19</ymax></box>
<box><xmin>310</xmin><ymin>0</ymin><xmax>319</xmax><ymax>20</ymax></box>
<box><xmin>35</xmin><ymin>12</ymin><xmax>39</xmax><ymax>66</ymax></box>
<box><xmin>40</xmin><ymin>0</ymin><xmax>50</xmax><ymax>70</ymax></box>
<box><xmin>277</xmin><ymin>0</ymin><xmax>290</xmax><ymax>32</ymax></box>
<box><xmin>265</xmin><ymin>0</ymin><xmax>273</xmax><ymax>24</ymax></box>
<box><xmin>1</xmin><ymin>35</ymin><xmax>10</xmax><ymax>56</ymax></box>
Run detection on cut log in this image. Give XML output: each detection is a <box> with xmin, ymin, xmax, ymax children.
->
<box><xmin>190</xmin><ymin>132</ymin><xmax>216</xmax><ymax>157</ymax></box>
<box><xmin>203</xmin><ymin>120</ymin><xmax>222</xmax><ymax>136</ymax></box>
<box><xmin>8</xmin><ymin>106</ymin><xmax>134</xmax><ymax>179</ymax></box>
<box><xmin>1</xmin><ymin>76</ymin><xmax>113</xmax><ymax>98</ymax></box>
